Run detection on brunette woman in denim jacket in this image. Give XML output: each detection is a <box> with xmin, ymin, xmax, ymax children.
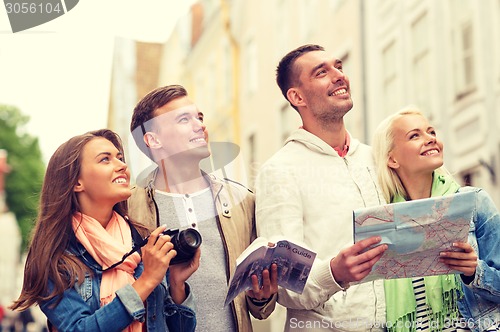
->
<box><xmin>373</xmin><ymin>107</ymin><xmax>500</xmax><ymax>331</ymax></box>
<box><xmin>10</xmin><ymin>129</ymin><xmax>199</xmax><ymax>332</ymax></box>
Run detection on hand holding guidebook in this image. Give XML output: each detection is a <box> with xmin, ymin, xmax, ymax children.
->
<box><xmin>224</xmin><ymin>237</ymin><xmax>316</xmax><ymax>306</ymax></box>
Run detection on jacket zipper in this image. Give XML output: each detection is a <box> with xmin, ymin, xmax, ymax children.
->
<box><xmin>343</xmin><ymin>157</ymin><xmax>367</xmax><ymax>207</ymax></box>
<box><xmin>216</xmin><ymin>212</ymin><xmax>239</xmax><ymax>331</ymax></box>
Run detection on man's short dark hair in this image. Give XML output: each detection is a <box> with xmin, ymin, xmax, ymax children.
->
<box><xmin>130</xmin><ymin>84</ymin><xmax>188</xmax><ymax>158</ymax></box>
<box><xmin>276</xmin><ymin>44</ymin><xmax>324</xmax><ymax>111</ymax></box>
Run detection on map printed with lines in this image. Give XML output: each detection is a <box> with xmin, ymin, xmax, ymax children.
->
<box><xmin>353</xmin><ymin>191</ymin><xmax>474</xmax><ymax>283</ymax></box>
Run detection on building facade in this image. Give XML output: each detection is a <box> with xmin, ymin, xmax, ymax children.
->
<box><xmin>365</xmin><ymin>0</ymin><xmax>500</xmax><ymax>202</ymax></box>
<box><xmin>108</xmin><ymin>1</ymin><xmax>500</xmax><ymax>330</ymax></box>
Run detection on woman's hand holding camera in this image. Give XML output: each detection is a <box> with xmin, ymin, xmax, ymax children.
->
<box><xmin>133</xmin><ymin>225</ymin><xmax>177</xmax><ymax>302</ymax></box>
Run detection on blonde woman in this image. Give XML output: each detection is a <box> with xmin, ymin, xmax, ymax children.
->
<box><xmin>372</xmin><ymin>106</ymin><xmax>500</xmax><ymax>332</ymax></box>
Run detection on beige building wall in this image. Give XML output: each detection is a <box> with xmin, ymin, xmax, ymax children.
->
<box><xmin>162</xmin><ymin>1</ymin><xmax>364</xmax><ymax>331</ymax></box>
<box><xmin>220</xmin><ymin>0</ymin><xmax>365</xmax><ymax>188</ymax></box>
<box><xmin>108</xmin><ymin>38</ymin><xmax>139</xmax><ymax>177</ymax></box>
<box><xmin>159</xmin><ymin>0</ymin><xmax>366</xmax><ymax>188</ymax></box>
<box><xmin>108</xmin><ymin>38</ymin><xmax>164</xmax><ymax>182</ymax></box>
<box><xmin>109</xmin><ymin>0</ymin><xmax>500</xmax><ymax>219</ymax></box>
<box><xmin>158</xmin><ymin>17</ymin><xmax>192</xmax><ymax>87</ymax></box>
<box><xmin>230</xmin><ymin>3</ymin><xmax>364</xmax><ymax>329</ymax></box>
<box><xmin>159</xmin><ymin>0</ymin><xmax>249</xmax><ymax>185</ymax></box>
<box><xmin>107</xmin><ymin>0</ymin><xmax>500</xmax><ymax>330</ymax></box>
<box><xmin>0</xmin><ymin>211</ymin><xmax>21</xmax><ymax>306</ymax></box>
<box><xmin>364</xmin><ymin>0</ymin><xmax>500</xmax><ymax>205</ymax></box>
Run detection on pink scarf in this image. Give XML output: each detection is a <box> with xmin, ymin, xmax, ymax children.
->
<box><xmin>72</xmin><ymin>211</ymin><xmax>142</xmax><ymax>332</ymax></box>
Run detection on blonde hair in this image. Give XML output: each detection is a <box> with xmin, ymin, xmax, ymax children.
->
<box><xmin>372</xmin><ymin>105</ymin><xmax>448</xmax><ymax>202</ymax></box>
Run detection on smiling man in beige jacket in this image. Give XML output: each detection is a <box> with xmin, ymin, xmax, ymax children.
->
<box><xmin>128</xmin><ymin>84</ymin><xmax>277</xmax><ymax>332</ymax></box>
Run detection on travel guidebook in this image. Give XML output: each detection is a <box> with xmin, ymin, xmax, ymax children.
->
<box><xmin>224</xmin><ymin>237</ymin><xmax>316</xmax><ymax>306</ymax></box>
<box><xmin>353</xmin><ymin>191</ymin><xmax>474</xmax><ymax>283</ymax></box>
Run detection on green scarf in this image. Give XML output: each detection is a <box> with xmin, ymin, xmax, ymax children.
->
<box><xmin>384</xmin><ymin>172</ymin><xmax>463</xmax><ymax>332</ymax></box>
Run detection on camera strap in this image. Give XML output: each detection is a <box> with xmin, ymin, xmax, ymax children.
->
<box><xmin>101</xmin><ymin>223</ymin><xmax>145</xmax><ymax>272</ymax></box>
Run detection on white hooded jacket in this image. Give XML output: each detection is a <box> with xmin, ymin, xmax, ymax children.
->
<box><xmin>255</xmin><ymin>128</ymin><xmax>386</xmax><ymax>331</ymax></box>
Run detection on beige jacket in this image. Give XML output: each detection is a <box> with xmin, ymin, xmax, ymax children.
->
<box><xmin>128</xmin><ymin>169</ymin><xmax>276</xmax><ymax>332</ymax></box>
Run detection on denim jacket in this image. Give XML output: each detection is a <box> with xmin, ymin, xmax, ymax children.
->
<box><xmin>40</xmin><ymin>234</ymin><xmax>196</xmax><ymax>332</ymax></box>
<box><xmin>457</xmin><ymin>187</ymin><xmax>500</xmax><ymax>331</ymax></box>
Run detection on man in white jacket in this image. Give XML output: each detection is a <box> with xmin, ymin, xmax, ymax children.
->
<box><xmin>255</xmin><ymin>44</ymin><xmax>388</xmax><ymax>331</ymax></box>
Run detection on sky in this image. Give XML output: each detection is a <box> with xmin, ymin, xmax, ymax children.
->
<box><xmin>0</xmin><ymin>0</ymin><xmax>195</xmax><ymax>162</ymax></box>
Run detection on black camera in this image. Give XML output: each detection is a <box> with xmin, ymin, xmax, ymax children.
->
<box><xmin>162</xmin><ymin>228</ymin><xmax>202</xmax><ymax>265</ymax></box>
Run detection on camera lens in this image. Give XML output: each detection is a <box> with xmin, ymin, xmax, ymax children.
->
<box><xmin>170</xmin><ymin>228</ymin><xmax>202</xmax><ymax>265</ymax></box>
<box><xmin>180</xmin><ymin>229</ymin><xmax>202</xmax><ymax>247</ymax></box>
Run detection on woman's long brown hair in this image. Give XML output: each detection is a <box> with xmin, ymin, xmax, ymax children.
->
<box><xmin>10</xmin><ymin>129</ymin><xmax>146</xmax><ymax>311</ymax></box>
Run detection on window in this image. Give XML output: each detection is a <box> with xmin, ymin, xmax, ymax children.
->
<box><xmin>461</xmin><ymin>23</ymin><xmax>475</xmax><ymax>87</ymax></box>
<box><xmin>194</xmin><ymin>74</ymin><xmax>206</xmax><ymax>113</ymax></box>
<box><xmin>498</xmin><ymin>0</ymin><xmax>500</xmax><ymax>81</ymax></box>
<box><xmin>299</xmin><ymin>0</ymin><xmax>316</xmax><ymax>41</ymax></box>
<box><xmin>339</xmin><ymin>52</ymin><xmax>356</xmax><ymax>131</ymax></box>
<box><xmin>462</xmin><ymin>173</ymin><xmax>473</xmax><ymax>186</ymax></box>
<box><xmin>244</xmin><ymin>38</ymin><xmax>258</xmax><ymax>95</ymax></box>
<box><xmin>382</xmin><ymin>41</ymin><xmax>399</xmax><ymax>116</ymax></box>
<box><xmin>207</xmin><ymin>53</ymin><xmax>216</xmax><ymax>111</ymax></box>
<box><xmin>411</xmin><ymin>13</ymin><xmax>431</xmax><ymax>114</ymax></box>
<box><xmin>449</xmin><ymin>0</ymin><xmax>476</xmax><ymax>97</ymax></box>
<box><xmin>280</xmin><ymin>104</ymin><xmax>295</xmax><ymax>143</ymax></box>
<box><xmin>340</xmin><ymin>53</ymin><xmax>352</xmax><ymax>83</ymax></box>
<box><xmin>247</xmin><ymin>133</ymin><xmax>257</xmax><ymax>185</ymax></box>
<box><xmin>275</xmin><ymin>0</ymin><xmax>290</xmax><ymax>59</ymax></box>
<box><xmin>223</xmin><ymin>38</ymin><xmax>232</xmax><ymax>105</ymax></box>
<box><xmin>452</xmin><ymin>21</ymin><xmax>476</xmax><ymax>97</ymax></box>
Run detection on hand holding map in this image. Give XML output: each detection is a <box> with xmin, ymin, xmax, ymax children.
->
<box><xmin>353</xmin><ymin>191</ymin><xmax>474</xmax><ymax>283</ymax></box>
